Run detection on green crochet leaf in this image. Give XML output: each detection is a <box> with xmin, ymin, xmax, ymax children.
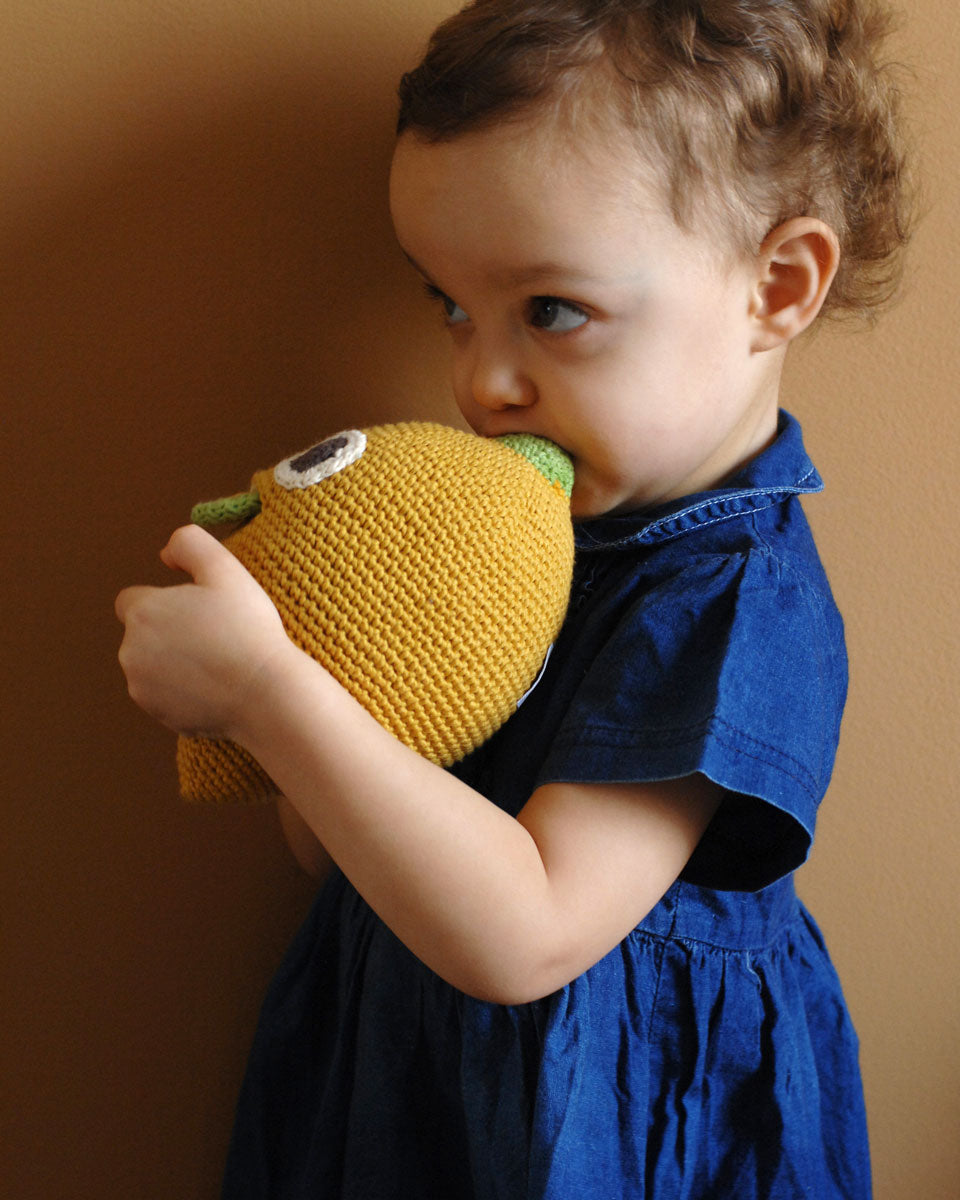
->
<box><xmin>497</xmin><ymin>434</ymin><xmax>574</xmax><ymax>501</ymax></box>
<box><xmin>191</xmin><ymin>490</ymin><xmax>261</xmax><ymax>529</ymax></box>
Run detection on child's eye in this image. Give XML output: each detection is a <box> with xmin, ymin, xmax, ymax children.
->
<box><xmin>528</xmin><ymin>297</ymin><xmax>589</xmax><ymax>332</ymax></box>
<box><xmin>423</xmin><ymin>282</ymin><xmax>469</xmax><ymax>325</ymax></box>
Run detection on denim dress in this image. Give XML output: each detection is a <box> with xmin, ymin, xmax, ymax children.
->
<box><xmin>223</xmin><ymin>411</ymin><xmax>871</xmax><ymax>1199</ymax></box>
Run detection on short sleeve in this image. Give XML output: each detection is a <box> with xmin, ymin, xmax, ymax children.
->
<box><xmin>537</xmin><ymin>550</ymin><xmax>848</xmax><ymax>891</ymax></box>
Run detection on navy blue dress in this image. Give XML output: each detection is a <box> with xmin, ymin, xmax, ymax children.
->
<box><xmin>223</xmin><ymin>412</ymin><xmax>871</xmax><ymax>1199</ymax></box>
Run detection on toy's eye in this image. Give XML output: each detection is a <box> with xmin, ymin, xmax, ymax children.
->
<box><xmin>274</xmin><ymin>429</ymin><xmax>367</xmax><ymax>490</ymax></box>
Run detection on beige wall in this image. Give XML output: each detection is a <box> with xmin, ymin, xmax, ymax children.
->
<box><xmin>2</xmin><ymin>2</ymin><xmax>956</xmax><ymax>1196</ymax></box>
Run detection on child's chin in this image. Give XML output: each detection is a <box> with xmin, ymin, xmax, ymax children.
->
<box><xmin>569</xmin><ymin>491</ymin><xmax>609</xmax><ymax>522</ymax></box>
<box><xmin>575</xmin><ymin>487</ymin><xmax>644</xmax><ymax>521</ymax></box>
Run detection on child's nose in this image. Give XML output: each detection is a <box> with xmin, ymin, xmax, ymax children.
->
<box><xmin>465</xmin><ymin>339</ymin><xmax>536</xmax><ymax>412</ymax></box>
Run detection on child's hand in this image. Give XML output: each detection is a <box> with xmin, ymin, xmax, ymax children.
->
<box><xmin>115</xmin><ymin>524</ymin><xmax>291</xmax><ymax>740</ymax></box>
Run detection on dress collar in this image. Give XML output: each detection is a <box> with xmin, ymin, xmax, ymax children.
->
<box><xmin>574</xmin><ymin>410</ymin><xmax>822</xmax><ymax>552</ymax></box>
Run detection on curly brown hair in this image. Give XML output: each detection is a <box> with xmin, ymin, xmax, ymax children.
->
<box><xmin>397</xmin><ymin>0</ymin><xmax>915</xmax><ymax>323</ymax></box>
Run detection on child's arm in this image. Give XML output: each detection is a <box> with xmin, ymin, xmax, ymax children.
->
<box><xmin>277</xmin><ymin>796</ymin><xmax>333</xmax><ymax>881</ymax></box>
<box><xmin>117</xmin><ymin>525</ymin><xmax>720</xmax><ymax>1004</ymax></box>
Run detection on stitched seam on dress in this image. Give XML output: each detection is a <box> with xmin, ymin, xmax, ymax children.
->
<box><xmin>645</xmin><ymin>891</ymin><xmax>680</xmax><ymax>1041</ymax></box>
<box><xmin>749</xmin><ymin>539</ymin><xmax>833</xmax><ymax>634</ymax></box>
<box><xmin>552</xmin><ymin>715</ymin><xmax>819</xmax><ymax>799</ymax></box>
<box><xmin>577</xmin><ymin>502</ymin><xmax>777</xmax><ymax>550</ymax></box>
<box><xmin>601</xmin><ymin>475</ymin><xmax>819</xmax><ymax>535</ymax></box>
<box><xmin>631</xmin><ymin>911</ymin><xmax>804</xmax><ymax>956</ymax></box>
<box><xmin>645</xmin><ymin>501</ymin><xmax>777</xmax><ymax>540</ymax></box>
<box><xmin>747</xmin><ymin>508</ymin><xmax>776</xmax><ymax>560</ymax></box>
<box><xmin>576</xmin><ymin>473</ymin><xmax>821</xmax><ymax>550</ymax></box>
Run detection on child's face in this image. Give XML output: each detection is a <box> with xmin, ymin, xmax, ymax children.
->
<box><xmin>389</xmin><ymin>117</ymin><xmax>781</xmax><ymax>518</ymax></box>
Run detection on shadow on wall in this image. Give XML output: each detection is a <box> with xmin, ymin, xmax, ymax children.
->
<box><xmin>1</xmin><ymin>32</ymin><xmax>452</xmax><ymax>1200</ymax></box>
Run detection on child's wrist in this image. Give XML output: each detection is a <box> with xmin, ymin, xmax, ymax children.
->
<box><xmin>226</xmin><ymin>636</ymin><xmax>332</xmax><ymax>753</ymax></box>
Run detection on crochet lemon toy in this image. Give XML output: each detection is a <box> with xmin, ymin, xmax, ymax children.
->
<box><xmin>177</xmin><ymin>422</ymin><xmax>575</xmax><ymax>803</ymax></box>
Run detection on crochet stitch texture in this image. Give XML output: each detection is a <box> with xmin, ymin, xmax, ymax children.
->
<box><xmin>177</xmin><ymin>422</ymin><xmax>574</xmax><ymax>802</ymax></box>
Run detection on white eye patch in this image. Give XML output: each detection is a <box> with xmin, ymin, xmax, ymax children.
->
<box><xmin>274</xmin><ymin>429</ymin><xmax>367</xmax><ymax>490</ymax></box>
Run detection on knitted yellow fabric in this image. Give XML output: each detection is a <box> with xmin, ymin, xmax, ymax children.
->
<box><xmin>177</xmin><ymin>422</ymin><xmax>574</xmax><ymax>803</ymax></box>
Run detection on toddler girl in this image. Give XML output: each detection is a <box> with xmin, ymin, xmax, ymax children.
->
<box><xmin>117</xmin><ymin>1</ymin><xmax>912</xmax><ymax>1195</ymax></box>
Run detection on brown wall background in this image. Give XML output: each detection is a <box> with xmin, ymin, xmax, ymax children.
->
<box><xmin>2</xmin><ymin>2</ymin><xmax>956</xmax><ymax>1196</ymax></box>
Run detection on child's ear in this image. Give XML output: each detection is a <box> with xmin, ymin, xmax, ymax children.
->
<box><xmin>749</xmin><ymin>218</ymin><xmax>840</xmax><ymax>351</ymax></box>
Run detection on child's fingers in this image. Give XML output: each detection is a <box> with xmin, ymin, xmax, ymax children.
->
<box><xmin>115</xmin><ymin>527</ymin><xmax>231</xmax><ymax>625</ymax></box>
<box><xmin>115</xmin><ymin>584</ymin><xmax>152</xmax><ymax>625</ymax></box>
<box><xmin>159</xmin><ymin>523</ymin><xmax>235</xmax><ymax>583</ymax></box>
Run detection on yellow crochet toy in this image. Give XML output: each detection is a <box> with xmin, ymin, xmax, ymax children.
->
<box><xmin>177</xmin><ymin>422</ymin><xmax>575</xmax><ymax>803</ymax></box>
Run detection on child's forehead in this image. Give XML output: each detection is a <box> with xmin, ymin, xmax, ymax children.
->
<box><xmin>390</xmin><ymin>123</ymin><xmax>744</xmax><ymax>286</ymax></box>
<box><xmin>398</xmin><ymin>101</ymin><xmax>765</xmax><ymax>273</ymax></box>
<box><xmin>391</xmin><ymin>114</ymin><xmax>660</xmax><ymax>212</ymax></box>
<box><xmin>391</xmin><ymin>124</ymin><xmax>650</xmax><ymax>243</ymax></box>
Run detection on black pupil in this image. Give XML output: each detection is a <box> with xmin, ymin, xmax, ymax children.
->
<box><xmin>532</xmin><ymin>298</ymin><xmax>557</xmax><ymax>326</ymax></box>
<box><xmin>289</xmin><ymin>436</ymin><xmax>350</xmax><ymax>474</ymax></box>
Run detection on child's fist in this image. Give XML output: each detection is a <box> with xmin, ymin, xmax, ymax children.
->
<box><xmin>116</xmin><ymin>525</ymin><xmax>290</xmax><ymax>739</ymax></box>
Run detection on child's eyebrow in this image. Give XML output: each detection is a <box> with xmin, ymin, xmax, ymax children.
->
<box><xmin>400</xmin><ymin>248</ymin><xmax>607</xmax><ymax>292</ymax></box>
<box><xmin>494</xmin><ymin>263</ymin><xmax>607</xmax><ymax>289</ymax></box>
